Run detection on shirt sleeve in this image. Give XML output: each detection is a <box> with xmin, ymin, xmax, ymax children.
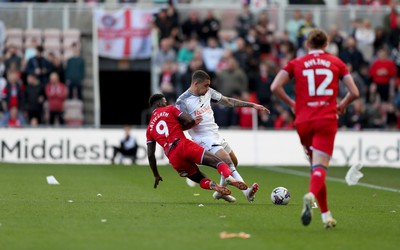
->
<box><xmin>210</xmin><ymin>88</ymin><xmax>222</xmax><ymax>102</ymax></box>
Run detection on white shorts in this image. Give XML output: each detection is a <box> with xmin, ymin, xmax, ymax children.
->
<box><xmin>195</xmin><ymin>134</ymin><xmax>232</xmax><ymax>155</ymax></box>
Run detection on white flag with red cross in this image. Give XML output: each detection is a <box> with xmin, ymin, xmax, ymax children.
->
<box><xmin>96</xmin><ymin>7</ymin><xmax>155</xmax><ymax>59</ymax></box>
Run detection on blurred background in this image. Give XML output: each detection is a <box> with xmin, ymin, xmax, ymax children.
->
<box><xmin>1</xmin><ymin>0</ymin><xmax>400</xmax><ymax>166</ymax></box>
<box><xmin>1</xmin><ymin>0</ymin><xmax>399</xmax><ymax>130</ymax></box>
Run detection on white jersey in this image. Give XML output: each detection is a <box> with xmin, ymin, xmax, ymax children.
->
<box><xmin>176</xmin><ymin>88</ymin><xmax>224</xmax><ymax>150</ymax></box>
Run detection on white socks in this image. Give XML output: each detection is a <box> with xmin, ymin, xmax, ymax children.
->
<box><xmin>321</xmin><ymin>211</ymin><xmax>332</xmax><ymax>222</ymax></box>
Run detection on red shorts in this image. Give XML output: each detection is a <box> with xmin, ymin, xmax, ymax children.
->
<box><xmin>167</xmin><ymin>138</ymin><xmax>205</xmax><ymax>177</ymax></box>
<box><xmin>295</xmin><ymin>119</ymin><xmax>338</xmax><ymax>157</ymax></box>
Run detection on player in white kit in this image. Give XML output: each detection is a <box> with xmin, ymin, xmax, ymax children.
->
<box><xmin>176</xmin><ymin>70</ymin><xmax>270</xmax><ymax>202</ymax></box>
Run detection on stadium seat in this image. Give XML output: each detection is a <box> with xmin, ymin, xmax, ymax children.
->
<box><xmin>5</xmin><ymin>28</ymin><xmax>24</xmax><ymax>50</ymax></box>
<box><xmin>62</xmin><ymin>28</ymin><xmax>81</xmax><ymax>49</ymax></box>
<box><xmin>24</xmin><ymin>28</ymin><xmax>43</xmax><ymax>48</ymax></box>
<box><xmin>43</xmin><ymin>28</ymin><xmax>61</xmax><ymax>46</ymax></box>
<box><xmin>6</xmin><ymin>28</ymin><xmax>23</xmax><ymax>40</ymax></box>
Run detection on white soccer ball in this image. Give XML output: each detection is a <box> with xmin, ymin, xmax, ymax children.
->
<box><xmin>270</xmin><ymin>186</ymin><xmax>291</xmax><ymax>205</ymax></box>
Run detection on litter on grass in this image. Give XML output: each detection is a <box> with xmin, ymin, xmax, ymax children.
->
<box><xmin>219</xmin><ymin>232</ymin><xmax>251</xmax><ymax>239</ymax></box>
<box><xmin>46</xmin><ymin>175</ymin><xmax>60</xmax><ymax>185</ymax></box>
<box><xmin>345</xmin><ymin>163</ymin><xmax>364</xmax><ymax>186</ymax></box>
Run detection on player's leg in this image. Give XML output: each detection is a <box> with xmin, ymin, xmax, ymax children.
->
<box><xmin>309</xmin><ymin>120</ymin><xmax>338</xmax><ymax>228</ymax></box>
<box><xmin>296</xmin><ymin>122</ymin><xmax>315</xmax><ymax>226</ymax></box>
<box><xmin>202</xmin><ymin>150</ymin><xmax>248</xmax><ymax>191</ymax></box>
<box><xmin>226</xmin><ymin>148</ymin><xmax>258</xmax><ymax>202</ymax></box>
<box><xmin>187</xmin><ymin>168</ymin><xmax>231</xmax><ymax>196</ymax></box>
<box><xmin>199</xmin><ymin>140</ymin><xmax>236</xmax><ymax>202</ymax></box>
<box><xmin>111</xmin><ymin>146</ymin><xmax>121</xmax><ymax>164</ymax></box>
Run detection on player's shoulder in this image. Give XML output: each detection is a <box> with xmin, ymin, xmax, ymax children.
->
<box><xmin>176</xmin><ymin>90</ymin><xmax>194</xmax><ymax>104</ymax></box>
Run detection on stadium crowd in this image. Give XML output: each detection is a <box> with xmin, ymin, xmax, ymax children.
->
<box><xmin>151</xmin><ymin>1</ymin><xmax>400</xmax><ymax>130</ymax></box>
<box><xmin>0</xmin><ymin>25</ymin><xmax>85</xmax><ymax>128</ymax></box>
<box><xmin>1</xmin><ymin>1</ymin><xmax>399</xmax><ymax>130</ymax></box>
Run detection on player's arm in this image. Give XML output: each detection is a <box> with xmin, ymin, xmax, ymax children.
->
<box><xmin>147</xmin><ymin>141</ymin><xmax>163</xmax><ymax>188</ymax></box>
<box><xmin>218</xmin><ymin>96</ymin><xmax>270</xmax><ymax>113</ymax></box>
<box><xmin>337</xmin><ymin>75</ymin><xmax>360</xmax><ymax>115</ymax></box>
<box><xmin>270</xmin><ymin>71</ymin><xmax>296</xmax><ymax>110</ymax></box>
<box><xmin>178</xmin><ymin>112</ymin><xmax>202</xmax><ymax>130</ymax></box>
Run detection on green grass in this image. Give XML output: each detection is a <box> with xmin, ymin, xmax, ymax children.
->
<box><xmin>0</xmin><ymin>163</ymin><xmax>399</xmax><ymax>250</ymax></box>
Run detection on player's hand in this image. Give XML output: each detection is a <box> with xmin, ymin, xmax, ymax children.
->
<box><xmin>337</xmin><ymin>104</ymin><xmax>346</xmax><ymax>115</ymax></box>
<box><xmin>194</xmin><ymin>116</ymin><xmax>203</xmax><ymax>125</ymax></box>
<box><xmin>253</xmin><ymin>104</ymin><xmax>270</xmax><ymax>114</ymax></box>
<box><xmin>154</xmin><ymin>176</ymin><xmax>163</xmax><ymax>189</ymax></box>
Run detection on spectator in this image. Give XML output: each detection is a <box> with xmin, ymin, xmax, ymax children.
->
<box><xmin>201</xmin><ymin>37</ymin><xmax>225</xmax><ymax>79</ymax></box>
<box><xmin>168</xmin><ymin>26</ymin><xmax>183</xmax><ymax>52</ymax></box>
<box><xmin>285</xmin><ymin>9</ymin><xmax>304</xmax><ymax>45</ymax></box>
<box><xmin>24</xmin><ymin>37</ymin><xmax>39</xmax><ymax>63</ymax></box>
<box><xmin>244</xmin><ymin>27</ymin><xmax>260</xmax><ymax>56</ymax></box>
<box><xmin>176</xmin><ymin>37</ymin><xmax>199</xmax><ymax>72</ymax></box>
<box><xmin>47</xmin><ymin>52</ymin><xmax>65</xmax><ymax>83</ymax></box>
<box><xmin>159</xmin><ymin>61</ymin><xmax>178</xmax><ymax>104</ymax></box>
<box><xmin>235</xmin><ymin>3</ymin><xmax>255</xmax><ymax>38</ymax></box>
<box><xmin>153</xmin><ymin>37</ymin><xmax>176</xmax><ymax>68</ymax></box>
<box><xmin>181</xmin><ymin>10</ymin><xmax>203</xmax><ymax>41</ymax></box>
<box><xmin>369</xmin><ymin>47</ymin><xmax>397</xmax><ymax>104</ymax></box>
<box><xmin>273</xmin><ymin>108</ymin><xmax>294</xmax><ymax>130</ymax></box>
<box><xmin>45</xmin><ymin>72</ymin><xmax>67</xmax><ymax>125</ymax></box>
<box><xmin>214</xmin><ymin>57</ymin><xmax>248</xmax><ymax>97</ymax></box>
<box><xmin>252</xmin><ymin>60</ymin><xmax>274</xmax><ymax>107</ymax></box>
<box><xmin>200</xmin><ymin>10</ymin><xmax>221</xmax><ymax>43</ymax></box>
<box><xmin>1</xmin><ymin>106</ymin><xmax>25</xmax><ymax>128</ymax></box>
<box><xmin>391</xmin><ymin>41</ymin><xmax>400</xmax><ymax>77</ymax></box>
<box><xmin>24</xmin><ymin>73</ymin><xmax>45</xmax><ymax>125</ymax></box>
<box><xmin>326</xmin><ymin>32</ymin><xmax>339</xmax><ymax>56</ymax></box>
<box><xmin>383</xmin><ymin>0</ymin><xmax>398</xmax><ymax>35</ymax></box>
<box><xmin>254</xmin><ymin>11</ymin><xmax>275</xmax><ymax>55</ymax></box>
<box><xmin>339</xmin><ymin>36</ymin><xmax>366</xmax><ymax>74</ymax></box>
<box><xmin>2</xmin><ymin>69</ymin><xmax>24</xmax><ymax>112</ymax></box>
<box><xmin>373</xmin><ymin>26</ymin><xmax>387</xmax><ymax>55</ymax></box>
<box><xmin>179</xmin><ymin>57</ymin><xmax>205</xmax><ymax>94</ymax></box>
<box><xmin>4</xmin><ymin>44</ymin><xmax>22</xmax><ymax>74</ymax></box>
<box><xmin>153</xmin><ymin>8</ymin><xmax>175</xmax><ymax>42</ymax></box>
<box><xmin>296</xmin><ymin>11</ymin><xmax>317</xmax><ymax>49</ymax></box>
<box><xmin>389</xmin><ymin>15</ymin><xmax>400</xmax><ymax>49</ymax></box>
<box><xmin>233</xmin><ymin>37</ymin><xmax>250</xmax><ymax>72</ymax></box>
<box><xmin>63</xmin><ymin>87</ymin><xmax>84</xmax><ymax>126</ymax></box>
<box><xmin>327</xmin><ymin>24</ymin><xmax>345</xmax><ymax>52</ymax></box>
<box><xmin>111</xmin><ymin>125</ymin><xmax>138</xmax><ymax>165</ymax></box>
<box><xmin>340</xmin><ymin>98</ymin><xmax>369</xmax><ymax>130</ymax></box>
<box><xmin>235</xmin><ymin>91</ymin><xmax>257</xmax><ymax>129</ymax></box>
<box><xmin>65</xmin><ymin>42</ymin><xmax>85</xmax><ymax>100</ymax></box>
<box><xmin>166</xmin><ymin>2</ymin><xmax>179</xmax><ymax>28</ymax></box>
<box><xmin>24</xmin><ymin>45</ymin><xmax>52</xmax><ymax>86</ymax></box>
<box><xmin>354</xmin><ymin>19</ymin><xmax>375</xmax><ymax>62</ymax></box>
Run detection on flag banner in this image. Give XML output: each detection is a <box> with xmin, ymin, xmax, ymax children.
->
<box><xmin>96</xmin><ymin>8</ymin><xmax>155</xmax><ymax>59</ymax></box>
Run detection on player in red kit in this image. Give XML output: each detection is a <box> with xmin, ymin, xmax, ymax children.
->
<box><xmin>146</xmin><ymin>93</ymin><xmax>248</xmax><ymax>196</ymax></box>
<box><xmin>271</xmin><ymin>28</ymin><xmax>359</xmax><ymax>229</ymax></box>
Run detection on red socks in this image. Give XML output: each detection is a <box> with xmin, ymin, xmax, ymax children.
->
<box><xmin>199</xmin><ymin>178</ymin><xmax>212</xmax><ymax>190</ymax></box>
<box><xmin>217</xmin><ymin>162</ymin><xmax>231</xmax><ymax>178</ymax></box>
<box><xmin>309</xmin><ymin>165</ymin><xmax>328</xmax><ymax>213</ymax></box>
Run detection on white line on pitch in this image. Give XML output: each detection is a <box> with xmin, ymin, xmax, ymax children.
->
<box><xmin>260</xmin><ymin>166</ymin><xmax>400</xmax><ymax>193</ymax></box>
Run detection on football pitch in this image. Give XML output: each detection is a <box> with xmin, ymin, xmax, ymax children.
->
<box><xmin>0</xmin><ymin>163</ymin><xmax>399</xmax><ymax>250</ymax></box>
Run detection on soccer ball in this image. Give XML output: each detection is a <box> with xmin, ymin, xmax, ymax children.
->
<box><xmin>270</xmin><ymin>186</ymin><xmax>291</xmax><ymax>205</ymax></box>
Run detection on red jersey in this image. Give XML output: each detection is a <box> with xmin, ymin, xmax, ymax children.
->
<box><xmin>369</xmin><ymin>59</ymin><xmax>397</xmax><ymax>84</ymax></box>
<box><xmin>282</xmin><ymin>50</ymin><xmax>350</xmax><ymax>124</ymax></box>
<box><xmin>146</xmin><ymin>105</ymin><xmax>187</xmax><ymax>155</ymax></box>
